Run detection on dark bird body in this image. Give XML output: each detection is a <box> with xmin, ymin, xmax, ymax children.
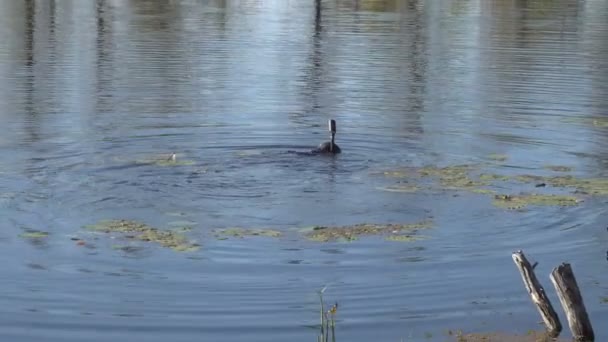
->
<box><xmin>313</xmin><ymin>141</ymin><xmax>341</xmax><ymax>154</ymax></box>
<box><xmin>311</xmin><ymin>119</ymin><xmax>341</xmax><ymax>154</ymax></box>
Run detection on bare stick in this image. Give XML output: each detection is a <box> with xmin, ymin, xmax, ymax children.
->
<box><xmin>512</xmin><ymin>250</ymin><xmax>562</xmax><ymax>337</ymax></box>
<box><xmin>550</xmin><ymin>263</ymin><xmax>594</xmax><ymax>342</ymax></box>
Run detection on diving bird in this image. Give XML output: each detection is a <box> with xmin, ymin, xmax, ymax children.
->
<box><xmin>312</xmin><ymin>119</ymin><xmax>341</xmax><ymax>154</ymax></box>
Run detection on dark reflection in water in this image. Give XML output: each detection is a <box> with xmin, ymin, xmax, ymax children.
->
<box><xmin>0</xmin><ymin>1</ymin><xmax>607</xmax><ymax>341</ymax></box>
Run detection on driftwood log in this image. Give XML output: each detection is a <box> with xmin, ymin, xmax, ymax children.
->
<box><xmin>550</xmin><ymin>263</ymin><xmax>594</xmax><ymax>342</ymax></box>
<box><xmin>512</xmin><ymin>250</ymin><xmax>562</xmax><ymax>337</ymax></box>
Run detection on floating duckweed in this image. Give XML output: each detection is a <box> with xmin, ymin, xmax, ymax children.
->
<box><xmin>492</xmin><ymin>194</ymin><xmax>580</xmax><ymax>210</ymax></box>
<box><xmin>304</xmin><ymin>221</ymin><xmax>432</xmax><ymax>242</ymax></box>
<box><xmin>85</xmin><ymin>219</ymin><xmax>150</xmax><ymax>233</ymax></box>
<box><xmin>419</xmin><ymin>165</ymin><xmax>488</xmax><ymax>190</ymax></box>
<box><xmin>439</xmin><ymin>176</ymin><xmax>487</xmax><ymax>190</ymax></box>
<box><xmin>214</xmin><ymin>228</ymin><xmax>282</xmax><ymax>239</ymax></box>
<box><xmin>544</xmin><ymin>165</ymin><xmax>573</xmax><ymax>172</ymax></box>
<box><xmin>378</xmin><ymin>163</ymin><xmax>608</xmax><ymax>213</ymax></box>
<box><xmin>478</xmin><ymin>173</ymin><xmax>510</xmax><ymax>182</ymax></box>
<box><xmin>85</xmin><ymin>219</ymin><xmax>200</xmax><ymax>252</ymax></box>
<box><xmin>487</xmin><ymin>154</ymin><xmax>508</xmax><ymax>162</ymax></box>
<box><xmin>19</xmin><ymin>231</ymin><xmax>49</xmax><ymax>239</ymax></box>
<box><xmin>417</xmin><ymin>164</ymin><xmax>475</xmax><ymax>178</ymax></box>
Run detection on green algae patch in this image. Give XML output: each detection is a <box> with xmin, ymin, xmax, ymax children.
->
<box><xmin>85</xmin><ymin>220</ymin><xmax>151</xmax><ymax>233</ymax></box>
<box><xmin>378</xmin><ymin>163</ymin><xmax>608</xmax><ymax>213</ymax></box>
<box><xmin>487</xmin><ymin>153</ymin><xmax>508</xmax><ymax>162</ymax></box>
<box><xmin>85</xmin><ymin>219</ymin><xmax>200</xmax><ymax>252</ymax></box>
<box><xmin>19</xmin><ymin>231</ymin><xmax>49</xmax><ymax>239</ymax></box>
<box><xmin>214</xmin><ymin>227</ymin><xmax>282</xmax><ymax>239</ymax></box>
<box><xmin>377</xmin><ymin>164</ymin><xmax>492</xmax><ymax>194</ymax></box>
<box><xmin>492</xmin><ymin>194</ymin><xmax>581</xmax><ymax>210</ymax></box>
<box><xmin>303</xmin><ymin>221</ymin><xmax>432</xmax><ymax>242</ymax></box>
<box><xmin>544</xmin><ymin>165</ymin><xmax>573</xmax><ymax>172</ymax></box>
<box><xmin>478</xmin><ymin>173</ymin><xmax>509</xmax><ymax>182</ymax></box>
<box><xmin>420</xmin><ymin>165</ymin><xmax>488</xmax><ymax>191</ymax></box>
<box><xmin>417</xmin><ymin>164</ymin><xmax>476</xmax><ymax>178</ymax></box>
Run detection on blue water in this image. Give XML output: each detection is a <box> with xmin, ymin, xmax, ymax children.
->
<box><xmin>0</xmin><ymin>0</ymin><xmax>607</xmax><ymax>341</ymax></box>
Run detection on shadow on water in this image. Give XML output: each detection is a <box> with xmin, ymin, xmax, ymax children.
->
<box><xmin>0</xmin><ymin>1</ymin><xmax>608</xmax><ymax>342</ymax></box>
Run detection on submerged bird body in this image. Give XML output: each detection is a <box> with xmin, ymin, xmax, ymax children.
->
<box><xmin>313</xmin><ymin>141</ymin><xmax>341</xmax><ymax>154</ymax></box>
<box><xmin>311</xmin><ymin>119</ymin><xmax>341</xmax><ymax>154</ymax></box>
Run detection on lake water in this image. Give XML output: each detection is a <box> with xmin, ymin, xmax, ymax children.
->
<box><xmin>0</xmin><ymin>0</ymin><xmax>607</xmax><ymax>341</ymax></box>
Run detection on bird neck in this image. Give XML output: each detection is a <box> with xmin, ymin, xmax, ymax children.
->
<box><xmin>330</xmin><ymin>133</ymin><xmax>335</xmax><ymax>151</ymax></box>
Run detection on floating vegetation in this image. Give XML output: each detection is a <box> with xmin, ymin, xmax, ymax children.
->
<box><xmin>417</xmin><ymin>164</ymin><xmax>476</xmax><ymax>178</ymax></box>
<box><xmin>381</xmin><ymin>164</ymin><xmax>489</xmax><ymax>192</ymax></box>
<box><xmin>514</xmin><ymin>174</ymin><xmax>608</xmax><ymax>196</ymax></box>
<box><xmin>601</xmin><ymin>297</ymin><xmax>608</xmax><ymax>304</ymax></box>
<box><xmin>419</xmin><ymin>165</ymin><xmax>487</xmax><ymax>191</ymax></box>
<box><xmin>544</xmin><ymin>165</ymin><xmax>573</xmax><ymax>172</ymax></box>
<box><xmin>303</xmin><ymin>221</ymin><xmax>432</xmax><ymax>242</ymax></box>
<box><xmin>376</xmin><ymin>160</ymin><xmax>608</xmax><ymax>213</ymax></box>
<box><xmin>84</xmin><ymin>219</ymin><xmax>200</xmax><ymax>252</ymax></box>
<box><xmin>213</xmin><ymin>227</ymin><xmax>282</xmax><ymax>239</ymax></box>
<box><xmin>492</xmin><ymin>194</ymin><xmax>580</xmax><ymax>210</ymax></box>
<box><xmin>478</xmin><ymin>173</ymin><xmax>509</xmax><ymax>182</ymax></box>
<box><xmin>487</xmin><ymin>153</ymin><xmax>508</xmax><ymax>162</ymax></box>
<box><xmin>19</xmin><ymin>230</ymin><xmax>49</xmax><ymax>239</ymax></box>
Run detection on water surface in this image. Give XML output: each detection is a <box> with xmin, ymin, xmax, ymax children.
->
<box><xmin>0</xmin><ymin>0</ymin><xmax>607</xmax><ymax>341</ymax></box>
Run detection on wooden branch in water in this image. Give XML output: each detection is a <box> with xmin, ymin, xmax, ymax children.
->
<box><xmin>512</xmin><ymin>250</ymin><xmax>562</xmax><ymax>337</ymax></box>
<box><xmin>550</xmin><ymin>263</ymin><xmax>594</xmax><ymax>342</ymax></box>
